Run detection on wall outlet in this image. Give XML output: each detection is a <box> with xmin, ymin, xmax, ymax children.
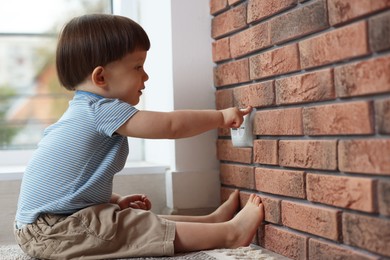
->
<box><xmin>230</xmin><ymin>109</ymin><xmax>255</xmax><ymax>147</ymax></box>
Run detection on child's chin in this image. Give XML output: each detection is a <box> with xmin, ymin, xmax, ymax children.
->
<box><xmin>130</xmin><ymin>99</ymin><xmax>139</xmax><ymax>106</ymax></box>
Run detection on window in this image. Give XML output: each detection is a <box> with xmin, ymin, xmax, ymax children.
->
<box><xmin>0</xmin><ymin>0</ymin><xmax>143</xmax><ymax>165</ymax></box>
<box><xmin>0</xmin><ymin>0</ymin><xmax>112</xmax><ymax>150</ymax></box>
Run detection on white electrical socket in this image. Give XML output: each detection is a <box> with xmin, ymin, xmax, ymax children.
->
<box><xmin>230</xmin><ymin>109</ymin><xmax>255</xmax><ymax>147</ymax></box>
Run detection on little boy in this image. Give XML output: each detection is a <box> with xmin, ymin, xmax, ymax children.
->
<box><xmin>14</xmin><ymin>14</ymin><xmax>264</xmax><ymax>259</ymax></box>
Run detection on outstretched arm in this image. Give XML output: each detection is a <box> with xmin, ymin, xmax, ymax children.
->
<box><xmin>116</xmin><ymin>106</ymin><xmax>252</xmax><ymax>139</ymax></box>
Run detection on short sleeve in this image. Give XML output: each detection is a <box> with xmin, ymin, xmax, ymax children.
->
<box><xmin>93</xmin><ymin>98</ymin><xmax>138</xmax><ymax>137</ymax></box>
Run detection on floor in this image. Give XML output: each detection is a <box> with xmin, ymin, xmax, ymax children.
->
<box><xmin>0</xmin><ymin>244</ymin><xmax>291</xmax><ymax>259</ymax></box>
<box><xmin>0</xmin><ymin>180</ymin><xmax>20</xmax><ymax>244</ymax></box>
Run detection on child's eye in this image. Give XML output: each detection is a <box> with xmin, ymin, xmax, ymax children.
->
<box><xmin>135</xmin><ymin>66</ymin><xmax>143</xmax><ymax>71</ymax></box>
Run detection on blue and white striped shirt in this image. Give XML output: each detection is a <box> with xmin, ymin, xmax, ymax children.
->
<box><xmin>16</xmin><ymin>91</ymin><xmax>138</xmax><ymax>224</ymax></box>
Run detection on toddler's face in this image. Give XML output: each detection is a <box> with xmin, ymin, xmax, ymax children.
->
<box><xmin>103</xmin><ymin>50</ymin><xmax>149</xmax><ymax>105</ymax></box>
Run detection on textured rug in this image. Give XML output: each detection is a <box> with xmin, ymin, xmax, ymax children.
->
<box><xmin>0</xmin><ymin>244</ymin><xmax>289</xmax><ymax>260</ymax></box>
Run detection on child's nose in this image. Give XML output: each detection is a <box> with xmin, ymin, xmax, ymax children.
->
<box><xmin>143</xmin><ymin>71</ymin><xmax>149</xmax><ymax>82</ymax></box>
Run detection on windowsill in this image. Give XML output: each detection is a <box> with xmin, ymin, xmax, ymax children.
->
<box><xmin>0</xmin><ymin>161</ymin><xmax>169</xmax><ymax>181</ymax></box>
<box><xmin>120</xmin><ymin>161</ymin><xmax>169</xmax><ymax>175</ymax></box>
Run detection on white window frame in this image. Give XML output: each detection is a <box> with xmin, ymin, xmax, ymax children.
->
<box><xmin>0</xmin><ymin>0</ymin><xmax>146</xmax><ymax>168</ymax></box>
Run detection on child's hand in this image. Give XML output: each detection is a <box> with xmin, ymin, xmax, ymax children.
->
<box><xmin>116</xmin><ymin>194</ymin><xmax>152</xmax><ymax>211</ymax></box>
<box><xmin>221</xmin><ymin>106</ymin><xmax>252</xmax><ymax>128</ymax></box>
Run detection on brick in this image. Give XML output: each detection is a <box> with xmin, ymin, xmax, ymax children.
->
<box><xmin>261</xmin><ymin>196</ymin><xmax>281</xmax><ymax>224</ymax></box>
<box><xmin>261</xmin><ymin>224</ymin><xmax>307</xmax><ymax>259</ymax></box>
<box><xmin>212</xmin><ymin>38</ymin><xmax>231</xmax><ymax>62</ymax></box>
<box><xmin>217</xmin><ymin>139</ymin><xmax>252</xmax><ymax>164</ymax></box>
<box><xmin>220</xmin><ymin>163</ymin><xmax>255</xmax><ymax>189</ymax></box>
<box><xmin>369</xmin><ymin>10</ymin><xmax>390</xmax><ymax>52</ymax></box>
<box><xmin>282</xmin><ymin>201</ymin><xmax>341</xmax><ymax>240</ymax></box>
<box><xmin>247</xmin><ymin>0</ymin><xmax>297</xmax><ymax>24</ymax></box>
<box><xmin>250</xmin><ymin>43</ymin><xmax>300</xmax><ymax>80</ymax></box>
<box><xmin>279</xmin><ymin>140</ymin><xmax>337</xmax><ymax>170</ymax></box>
<box><xmin>253</xmin><ymin>108</ymin><xmax>303</xmax><ymax>136</ymax></box>
<box><xmin>328</xmin><ymin>0</ymin><xmax>390</xmax><ymax>26</ymax></box>
<box><xmin>335</xmin><ymin>55</ymin><xmax>390</xmax><ymax>97</ymax></box>
<box><xmin>299</xmin><ymin>21</ymin><xmax>369</xmax><ymax>69</ymax></box>
<box><xmin>253</xmin><ymin>140</ymin><xmax>278</xmax><ymax>165</ymax></box>
<box><xmin>309</xmin><ymin>239</ymin><xmax>379</xmax><ymax>260</ymax></box>
<box><xmin>339</xmin><ymin>139</ymin><xmax>390</xmax><ymax>175</ymax></box>
<box><xmin>255</xmin><ymin>168</ymin><xmax>306</xmax><ymax>198</ymax></box>
<box><xmin>307</xmin><ymin>173</ymin><xmax>376</xmax><ymax>212</ymax></box>
<box><xmin>276</xmin><ymin>68</ymin><xmax>335</xmax><ymax>105</ymax></box>
<box><xmin>270</xmin><ymin>0</ymin><xmax>329</xmax><ymax>44</ymax></box>
<box><xmin>375</xmin><ymin>98</ymin><xmax>390</xmax><ymax>134</ymax></box>
<box><xmin>370</xmin><ymin>0</ymin><xmax>390</xmax><ymax>9</ymax></box>
<box><xmin>215</xmin><ymin>89</ymin><xmax>233</xmax><ymax>110</ymax></box>
<box><xmin>343</xmin><ymin>213</ymin><xmax>390</xmax><ymax>257</ymax></box>
<box><xmin>240</xmin><ymin>191</ymin><xmax>281</xmax><ymax>224</ymax></box>
<box><xmin>215</xmin><ymin>90</ymin><xmax>233</xmax><ymax>139</ymax></box>
<box><xmin>217</xmin><ymin>127</ymin><xmax>230</xmax><ymax>137</ymax></box>
<box><xmin>230</xmin><ymin>22</ymin><xmax>271</xmax><ymax>58</ymax></box>
<box><xmin>210</xmin><ymin>0</ymin><xmax>228</xmax><ymax>15</ymax></box>
<box><xmin>233</xmin><ymin>81</ymin><xmax>275</xmax><ymax>108</ymax></box>
<box><xmin>378</xmin><ymin>180</ymin><xmax>390</xmax><ymax>217</ymax></box>
<box><xmin>214</xmin><ymin>59</ymin><xmax>250</xmax><ymax>87</ymax></box>
<box><xmin>303</xmin><ymin>101</ymin><xmax>374</xmax><ymax>135</ymax></box>
<box><xmin>211</xmin><ymin>3</ymin><xmax>247</xmax><ymax>38</ymax></box>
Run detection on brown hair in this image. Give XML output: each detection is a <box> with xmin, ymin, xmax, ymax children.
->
<box><xmin>56</xmin><ymin>14</ymin><xmax>150</xmax><ymax>90</ymax></box>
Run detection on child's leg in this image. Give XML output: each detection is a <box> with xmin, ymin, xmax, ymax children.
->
<box><xmin>173</xmin><ymin>194</ymin><xmax>264</xmax><ymax>253</ymax></box>
<box><xmin>160</xmin><ymin>189</ymin><xmax>240</xmax><ymax>223</ymax></box>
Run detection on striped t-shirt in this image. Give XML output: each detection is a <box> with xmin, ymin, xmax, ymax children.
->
<box><xmin>16</xmin><ymin>91</ymin><xmax>138</xmax><ymax>224</ymax></box>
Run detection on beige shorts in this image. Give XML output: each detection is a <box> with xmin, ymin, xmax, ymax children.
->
<box><xmin>14</xmin><ymin>204</ymin><xmax>176</xmax><ymax>259</ymax></box>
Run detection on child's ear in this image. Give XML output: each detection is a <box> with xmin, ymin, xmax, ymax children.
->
<box><xmin>91</xmin><ymin>66</ymin><xmax>107</xmax><ymax>88</ymax></box>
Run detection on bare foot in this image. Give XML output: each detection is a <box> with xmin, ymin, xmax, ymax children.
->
<box><xmin>208</xmin><ymin>189</ymin><xmax>240</xmax><ymax>223</ymax></box>
<box><xmin>226</xmin><ymin>194</ymin><xmax>264</xmax><ymax>248</ymax></box>
<box><xmin>158</xmin><ymin>190</ymin><xmax>240</xmax><ymax>223</ymax></box>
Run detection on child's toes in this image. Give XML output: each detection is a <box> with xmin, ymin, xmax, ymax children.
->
<box><xmin>248</xmin><ymin>194</ymin><xmax>255</xmax><ymax>203</ymax></box>
<box><xmin>254</xmin><ymin>195</ymin><xmax>261</xmax><ymax>205</ymax></box>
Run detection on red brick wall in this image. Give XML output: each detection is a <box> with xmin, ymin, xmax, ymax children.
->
<box><xmin>210</xmin><ymin>0</ymin><xmax>390</xmax><ymax>259</ymax></box>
